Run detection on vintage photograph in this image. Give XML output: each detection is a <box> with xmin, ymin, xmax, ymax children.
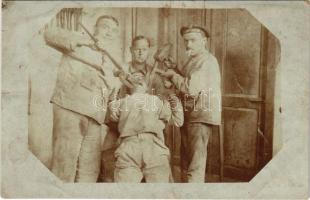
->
<box><xmin>27</xmin><ymin>7</ymin><xmax>282</xmax><ymax>184</ymax></box>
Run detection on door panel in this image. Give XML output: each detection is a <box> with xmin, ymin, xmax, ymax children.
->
<box><xmin>222</xmin><ymin>9</ymin><xmax>263</xmax><ymax>180</ymax></box>
<box><xmin>210</xmin><ymin>9</ymin><xmax>226</xmax><ymax>72</ymax></box>
<box><xmin>224</xmin><ymin>9</ymin><xmax>262</xmax><ymax>97</ymax></box>
<box><xmin>223</xmin><ymin>108</ymin><xmax>258</xmax><ymax>169</ymax></box>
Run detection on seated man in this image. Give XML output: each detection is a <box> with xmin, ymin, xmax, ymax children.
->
<box><xmin>108</xmin><ymin>78</ymin><xmax>184</xmax><ymax>182</ymax></box>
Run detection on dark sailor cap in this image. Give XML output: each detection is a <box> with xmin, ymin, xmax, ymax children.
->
<box><xmin>180</xmin><ymin>25</ymin><xmax>209</xmax><ymax>38</ymax></box>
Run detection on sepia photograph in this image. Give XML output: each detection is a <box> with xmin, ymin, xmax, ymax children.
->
<box><xmin>2</xmin><ymin>1</ymin><xmax>309</xmax><ymax>198</ymax></box>
<box><xmin>28</xmin><ymin>6</ymin><xmax>279</xmax><ymax>183</ymax></box>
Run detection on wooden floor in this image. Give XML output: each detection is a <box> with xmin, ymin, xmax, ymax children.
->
<box><xmin>171</xmin><ymin>165</ymin><xmax>239</xmax><ymax>183</ymax></box>
<box><xmin>99</xmin><ymin>160</ymin><xmax>240</xmax><ymax>183</ymax></box>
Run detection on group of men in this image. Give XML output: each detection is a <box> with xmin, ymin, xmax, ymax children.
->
<box><xmin>44</xmin><ymin>14</ymin><xmax>221</xmax><ymax>183</ymax></box>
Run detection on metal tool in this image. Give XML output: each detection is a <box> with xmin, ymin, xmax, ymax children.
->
<box><xmin>78</xmin><ymin>22</ymin><xmax>134</xmax><ymax>88</ymax></box>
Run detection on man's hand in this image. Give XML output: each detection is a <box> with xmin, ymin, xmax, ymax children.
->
<box><xmin>113</xmin><ymin>70</ymin><xmax>127</xmax><ymax>79</ymax></box>
<box><xmin>76</xmin><ymin>37</ymin><xmax>93</xmax><ymax>48</ymax></box>
<box><xmin>155</xmin><ymin>68</ymin><xmax>176</xmax><ymax>78</ymax></box>
<box><xmin>163</xmin><ymin>56</ymin><xmax>177</xmax><ymax>69</ymax></box>
<box><xmin>167</xmin><ymin>94</ymin><xmax>184</xmax><ymax>127</ymax></box>
<box><xmin>95</xmin><ymin>40</ymin><xmax>106</xmax><ymax>52</ymax></box>
<box><xmin>168</xmin><ymin>94</ymin><xmax>179</xmax><ymax>110</ymax></box>
<box><xmin>164</xmin><ymin>80</ymin><xmax>173</xmax><ymax>88</ymax></box>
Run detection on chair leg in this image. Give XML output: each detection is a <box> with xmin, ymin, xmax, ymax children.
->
<box><xmin>219</xmin><ymin>122</ymin><xmax>224</xmax><ymax>181</ymax></box>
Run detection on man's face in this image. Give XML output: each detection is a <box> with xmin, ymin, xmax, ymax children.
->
<box><xmin>183</xmin><ymin>32</ymin><xmax>207</xmax><ymax>57</ymax></box>
<box><xmin>131</xmin><ymin>39</ymin><xmax>150</xmax><ymax>64</ymax></box>
<box><xmin>95</xmin><ymin>18</ymin><xmax>119</xmax><ymax>41</ymax></box>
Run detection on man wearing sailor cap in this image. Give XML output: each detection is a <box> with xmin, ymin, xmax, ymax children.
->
<box><xmin>158</xmin><ymin>25</ymin><xmax>222</xmax><ymax>182</ymax></box>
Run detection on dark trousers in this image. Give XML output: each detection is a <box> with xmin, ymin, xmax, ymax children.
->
<box><xmin>180</xmin><ymin>122</ymin><xmax>212</xmax><ymax>182</ymax></box>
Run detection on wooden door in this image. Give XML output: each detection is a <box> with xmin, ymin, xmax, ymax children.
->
<box><xmin>212</xmin><ymin>9</ymin><xmax>269</xmax><ymax>181</ymax></box>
